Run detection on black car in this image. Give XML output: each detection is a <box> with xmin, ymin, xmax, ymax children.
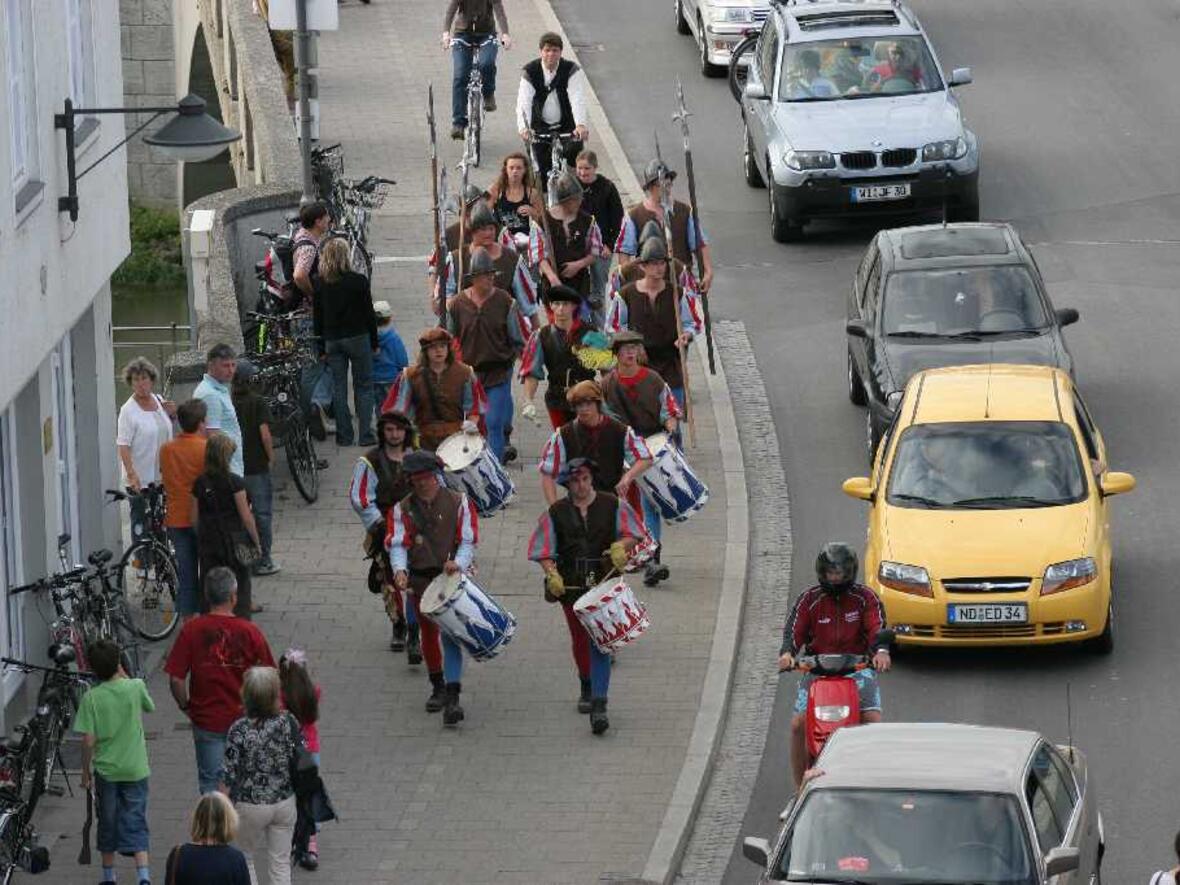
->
<box><xmin>846</xmin><ymin>222</ymin><xmax>1079</xmax><ymax>460</ymax></box>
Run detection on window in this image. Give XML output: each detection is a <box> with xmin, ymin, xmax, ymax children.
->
<box><xmin>778</xmin><ymin>35</ymin><xmax>944</xmax><ymax>102</ymax></box>
<box><xmin>757</xmin><ymin>23</ymin><xmax>779</xmax><ymax>91</ymax></box>
<box><xmin>856</xmin><ymin>240</ymin><xmax>878</xmax><ymax>308</ymax></box>
<box><xmin>880</xmin><ymin>266</ymin><xmax>1050</xmax><ymax>337</ymax></box>
<box><xmin>50</xmin><ymin>339</ymin><xmax>80</xmax><ymax>565</ymax></box>
<box><xmin>1073</xmin><ymin>394</ymin><xmax>1100</xmax><ymax>462</ymax></box>
<box><xmin>0</xmin><ymin>411</ymin><xmax>22</xmax><ymax>665</ymax></box>
<box><xmin>5</xmin><ymin>0</ymin><xmax>40</xmax><ymax>195</ymax></box>
<box><xmin>1033</xmin><ymin>744</ymin><xmax>1078</xmax><ymax>834</ymax></box>
<box><xmin>1027</xmin><ymin>773</ymin><xmax>1062</xmax><ymax>851</ymax></box>
<box><xmin>864</xmin><ymin>252</ymin><xmax>881</xmax><ymax>321</ymax></box>
<box><xmin>64</xmin><ymin>0</ymin><xmax>95</xmax><ymax>121</ymax></box>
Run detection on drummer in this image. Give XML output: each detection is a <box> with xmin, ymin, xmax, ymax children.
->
<box><xmin>447</xmin><ymin>247</ymin><xmax>530</xmax><ymax>464</ymax></box>
<box><xmin>388</xmin><ymin>450</ymin><xmax>480</xmax><ymax>728</ymax></box>
<box><xmin>349</xmin><ymin>410</ymin><xmax>420</xmax><ymax>660</ymax></box>
<box><xmin>518</xmin><ymin>284</ymin><xmax>598</xmax><ymax>429</ymax></box>
<box><xmin>599</xmin><ymin>330</ymin><xmax>682</xmax><ymax>586</ymax></box>
<box><xmin>527</xmin><ymin>457</ymin><xmax>646</xmax><ymax>735</ymax></box>
<box><xmin>381</xmin><ymin>327</ymin><xmax>484</xmax><ymax>452</ymax></box>
<box><xmin>537</xmin><ymin>380</ymin><xmax>652</xmax><ymax>514</ymax></box>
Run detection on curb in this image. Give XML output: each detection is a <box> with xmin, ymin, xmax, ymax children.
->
<box><xmin>527</xmin><ymin>2</ymin><xmax>753</xmax><ymax>881</ymax></box>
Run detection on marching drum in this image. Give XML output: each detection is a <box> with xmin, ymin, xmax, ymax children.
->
<box><xmin>437</xmin><ymin>431</ymin><xmax>515</xmax><ymax>517</ymax></box>
<box><xmin>640</xmin><ymin>432</ymin><xmax>709</xmax><ymax>524</ymax></box>
<box><xmin>572</xmin><ymin>578</ymin><xmax>650</xmax><ymax>654</ymax></box>
<box><xmin>420</xmin><ymin>571</ymin><xmax>517</xmax><ymax>661</ymax></box>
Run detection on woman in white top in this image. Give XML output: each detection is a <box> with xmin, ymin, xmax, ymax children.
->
<box><xmin>116</xmin><ymin>357</ymin><xmax>176</xmax><ymax>535</ymax></box>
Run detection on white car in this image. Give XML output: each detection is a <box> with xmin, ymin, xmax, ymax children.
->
<box><xmin>675</xmin><ymin>0</ymin><xmax>772</xmax><ymax>77</ymax></box>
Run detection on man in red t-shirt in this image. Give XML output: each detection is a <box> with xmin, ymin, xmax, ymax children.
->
<box><xmin>164</xmin><ymin>566</ymin><xmax>274</xmax><ymax>794</ymax></box>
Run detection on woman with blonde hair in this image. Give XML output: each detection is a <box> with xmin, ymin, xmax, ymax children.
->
<box><xmin>192</xmin><ymin>433</ymin><xmax>260</xmax><ymax>617</ymax></box>
<box><xmin>165</xmin><ymin>791</ymin><xmax>250</xmax><ymax>883</ymax></box>
<box><xmin>312</xmin><ymin>237</ymin><xmax>379</xmax><ymax>447</ymax></box>
<box><xmin>222</xmin><ymin>666</ymin><xmax>304</xmax><ymax>885</ymax></box>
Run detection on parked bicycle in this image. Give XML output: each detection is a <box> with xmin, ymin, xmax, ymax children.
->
<box><xmin>253</xmin><ymin>350</ymin><xmax>321</xmax><ymax>503</ymax></box>
<box><xmin>106</xmin><ymin>485</ymin><xmax>180</xmax><ymax>642</ymax></box>
<box><xmin>452</xmin><ymin>33</ymin><xmax>499</xmax><ymax>168</ymax></box>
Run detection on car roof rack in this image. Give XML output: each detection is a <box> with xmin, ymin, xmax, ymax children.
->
<box><xmin>771</xmin><ymin>0</ymin><xmax>918</xmax><ymax>30</ymax></box>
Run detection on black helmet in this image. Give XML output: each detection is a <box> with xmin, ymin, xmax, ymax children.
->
<box><xmin>815</xmin><ymin>542</ymin><xmax>858</xmax><ymax>595</ymax></box>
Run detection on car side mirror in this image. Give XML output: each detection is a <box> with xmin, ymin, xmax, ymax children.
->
<box><xmin>1099</xmin><ymin>471</ymin><xmax>1136</xmax><ymax>497</ymax></box>
<box><xmin>1055</xmin><ymin>307</ymin><xmax>1080</xmax><ymax>327</ymax></box>
<box><xmin>948</xmin><ymin>66</ymin><xmax>973</xmax><ymax>87</ymax></box>
<box><xmin>1044</xmin><ymin>846</ymin><xmax>1080</xmax><ymax>876</ymax></box>
<box><xmin>742</xmin><ymin>836</ymin><xmax>771</xmax><ymax>867</ymax></box>
<box><xmin>846</xmin><ymin>319</ymin><xmax>868</xmax><ymax>338</ymax></box>
<box><xmin>842</xmin><ymin>476</ymin><xmax>874</xmax><ymax>501</ymax></box>
<box><xmin>744</xmin><ymin>80</ymin><xmax>769</xmax><ymax>101</ymax></box>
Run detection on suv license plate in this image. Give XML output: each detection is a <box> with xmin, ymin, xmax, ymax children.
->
<box><xmin>947</xmin><ymin>603</ymin><xmax>1028</xmax><ymax>624</ymax></box>
<box><xmin>851</xmin><ymin>183</ymin><xmax>911</xmax><ymax>202</ymax></box>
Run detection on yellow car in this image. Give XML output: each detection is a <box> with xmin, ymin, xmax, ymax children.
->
<box><xmin>842</xmin><ymin>364</ymin><xmax>1134</xmax><ymax>650</ymax></box>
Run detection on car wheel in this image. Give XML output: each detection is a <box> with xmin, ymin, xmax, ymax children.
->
<box><xmin>675</xmin><ymin>0</ymin><xmax>692</xmax><ymax>35</ymax></box>
<box><xmin>866</xmin><ymin>409</ymin><xmax>882</xmax><ymax>464</ymax></box>
<box><xmin>743</xmin><ymin>122</ymin><xmax>765</xmax><ymax>188</ymax></box>
<box><xmin>769</xmin><ymin>179</ymin><xmax>803</xmax><ymax>243</ymax></box>
<box><xmin>1087</xmin><ymin>598</ymin><xmax>1114</xmax><ymax>654</ymax></box>
<box><xmin>698</xmin><ymin>18</ymin><xmax>725</xmax><ymax>77</ymax></box>
<box><xmin>848</xmin><ymin>349</ymin><xmax>867</xmax><ymax>406</ymax></box>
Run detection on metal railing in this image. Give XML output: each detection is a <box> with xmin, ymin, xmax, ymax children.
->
<box><xmin>111</xmin><ymin>323</ymin><xmax>192</xmax><ymax>397</ymax></box>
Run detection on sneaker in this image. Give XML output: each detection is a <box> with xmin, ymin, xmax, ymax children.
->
<box><xmin>309</xmin><ymin>403</ymin><xmax>329</xmax><ymax>441</ymax></box>
<box><xmin>451</xmin><ymin>126</ymin><xmax>464</xmax><ymax>140</ymax></box>
<box><xmin>484</xmin><ymin>95</ymin><xmax>497</xmax><ymax>112</ymax></box>
<box><xmin>644</xmin><ymin>562</ymin><xmax>670</xmax><ymax>587</ymax></box>
<box><xmin>253</xmin><ymin>558</ymin><xmax>281</xmax><ymax>577</ymax></box>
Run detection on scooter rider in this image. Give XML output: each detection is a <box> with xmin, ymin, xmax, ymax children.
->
<box><xmin>778</xmin><ymin>542</ymin><xmax>891</xmax><ymax>790</ymax></box>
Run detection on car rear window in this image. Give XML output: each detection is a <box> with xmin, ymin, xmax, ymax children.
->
<box><xmin>882</xmin><ymin>266</ymin><xmax>1049</xmax><ymax>337</ymax></box>
<box><xmin>900</xmin><ymin>227</ymin><xmax>1011</xmax><ymax>259</ymax></box>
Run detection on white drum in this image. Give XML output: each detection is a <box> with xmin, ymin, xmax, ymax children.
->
<box><xmin>436</xmin><ymin>431</ymin><xmax>515</xmax><ymax>517</ymax></box>
<box><xmin>640</xmin><ymin>432</ymin><xmax>709</xmax><ymax>524</ymax></box>
<box><xmin>420</xmin><ymin>571</ymin><xmax>516</xmax><ymax>661</ymax></box>
<box><xmin>572</xmin><ymin>578</ymin><xmax>650</xmax><ymax>654</ymax></box>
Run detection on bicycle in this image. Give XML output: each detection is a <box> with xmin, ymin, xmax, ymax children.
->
<box><xmin>106</xmin><ymin>485</ymin><xmax>180</xmax><ymax>642</ymax></box>
<box><xmin>530</xmin><ymin>129</ymin><xmax>580</xmax><ymax>195</ymax></box>
<box><xmin>451</xmin><ymin>34</ymin><xmax>499</xmax><ymax>168</ymax></box>
<box><xmin>0</xmin><ymin>800</ymin><xmax>49</xmax><ymax>883</ymax></box>
<box><xmin>253</xmin><ymin>351</ymin><xmax>320</xmax><ymax>503</ymax></box>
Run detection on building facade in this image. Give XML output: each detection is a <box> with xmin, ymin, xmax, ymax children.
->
<box><xmin>1</xmin><ymin>0</ymin><xmax>128</xmax><ymax>728</ymax></box>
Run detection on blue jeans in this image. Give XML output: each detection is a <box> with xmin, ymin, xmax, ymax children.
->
<box><xmin>192</xmin><ymin>727</ymin><xmax>227</xmax><ymax>795</ymax></box>
<box><xmin>167</xmin><ymin>527</ymin><xmax>200</xmax><ymax>615</ymax></box>
<box><xmin>442</xmin><ymin>633</ymin><xmax>464</xmax><ymax>683</ymax></box>
<box><xmin>451</xmin><ymin>34</ymin><xmax>498</xmax><ymax>127</ymax></box>
<box><xmin>483</xmin><ymin>381</ymin><xmax>513</xmax><ymax>462</ymax></box>
<box><xmin>242</xmin><ymin>472</ymin><xmax>273</xmax><ymax>559</ymax></box>
<box><xmin>95</xmin><ymin>774</ymin><xmax>150</xmax><ymax>854</ymax></box>
<box><xmin>326</xmin><ymin>334</ymin><xmax>376</xmax><ymax>446</ymax></box>
<box><xmin>641</xmin><ymin>491</ymin><xmax>663</xmax><ymax>545</ymax></box>
<box><xmin>589</xmin><ymin>641</ymin><xmax>611</xmax><ymax>699</ymax></box>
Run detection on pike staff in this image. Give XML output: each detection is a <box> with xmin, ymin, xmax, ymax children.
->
<box><xmin>673</xmin><ymin>79</ymin><xmax>716</xmax><ymax>375</ymax></box>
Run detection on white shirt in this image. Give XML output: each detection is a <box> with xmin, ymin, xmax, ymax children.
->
<box><xmin>515</xmin><ymin>62</ymin><xmax>588</xmax><ymax>132</ymax></box>
<box><xmin>116</xmin><ymin>394</ymin><xmax>174</xmax><ymax>485</ymax></box>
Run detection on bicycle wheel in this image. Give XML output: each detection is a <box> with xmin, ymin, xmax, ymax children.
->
<box><xmin>20</xmin><ymin>721</ymin><xmax>49</xmax><ymax>820</ymax></box>
<box><xmin>0</xmin><ymin>808</ymin><xmax>25</xmax><ymax>885</ymax></box>
<box><xmin>286</xmin><ymin>416</ymin><xmax>320</xmax><ymax>503</ymax></box>
<box><xmin>350</xmin><ymin>236</ymin><xmax>373</xmax><ymax>279</ymax></box>
<box><xmin>468</xmin><ymin>96</ymin><xmax>483</xmax><ymax>167</ymax></box>
<box><xmin>117</xmin><ymin>540</ymin><xmax>180</xmax><ymax>641</ymax></box>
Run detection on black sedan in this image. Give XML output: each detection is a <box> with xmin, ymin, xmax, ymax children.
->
<box><xmin>845</xmin><ymin>223</ymin><xmax>1079</xmax><ymax>460</ymax></box>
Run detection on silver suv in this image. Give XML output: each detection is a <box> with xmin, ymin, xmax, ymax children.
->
<box><xmin>674</xmin><ymin>0</ymin><xmax>773</xmax><ymax>77</ymax></box>
<box><xmin>740</xmin><ymin>0</ymin><xmax>980</xmax><ymax>242</ymax></box>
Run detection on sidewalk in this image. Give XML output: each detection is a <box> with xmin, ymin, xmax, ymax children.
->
<box><xmin>34</xmin><ymin>1</ymin><xmax>736</xmax><ymax>882</ymax></box>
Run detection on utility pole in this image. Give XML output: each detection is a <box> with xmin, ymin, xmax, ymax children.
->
<box><xmin>294</xmin><ymin>0</ymin><xmax>314</xmax><ymax>204</ymax></box>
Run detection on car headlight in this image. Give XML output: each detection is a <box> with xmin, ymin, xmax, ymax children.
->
<box><xmin>814</xmin><ymin>704</ymin><xmax>851</xmax><ymax>722</ymax></box>
<box><xmin>712</xmin><ymin>6</ymin><xmax>754</xmax><ymax>23</ymax></box>
<box><xmin>784</xmin><ymin>150</ymin><xmax>835</xmax><ymax>171</ymax></box>
<box><xmin>879</xmin><ymin>561</ymin><xmax>932</xmax><ymax>597</ymax></box>
<box><xmin>1041</xmin><ymin>557</ymin><xmax>1097</xmax><ymax>595</ymax></box>
<box><xmin>921</xmin><ymin>137</ymin><xmax>967</xmax><ymax>162</ymax></box>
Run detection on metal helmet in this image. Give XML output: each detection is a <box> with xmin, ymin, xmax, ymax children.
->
<box><xmin>463</xmin><ymin>184</ymin><xmax>486</xmax><ymax>207</ymax></box>
<box><xmin>638</xmin><ymin>235</ymin><xmax>668</xmax><ymax>264</ymax></box>
<box><xmin>553</xmin><ymin>172</ymin><xmax>584</xmax><ymax>204</ymax></box>
<box><xmin>463</xmin><ymin>246</ymin><xmax>497</xmax><ymax>283</ymax></box>
<box><xmin>638</xmin><ymin>219</ymin><xmax>665</xmax><ymax>246</ymax></box>
<box><xmin>641</xmin><ymin>159</ymin><xmax>677</xmax><ymax>190</ymax></box>
<box><xmin>815</xmin><ymin>542</ymin><xmax>859</xmax><ymax>595</ymax></box>
<box><xmin>469</xmin><ymin>200</ymin><xmax>498</xmax><ymax>232</ymax></box>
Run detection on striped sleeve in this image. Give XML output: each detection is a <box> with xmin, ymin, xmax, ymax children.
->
<box><xmin>615</xmin><ymin>498</ymin><xmax>647</xmax><ymax>542</ymax></box>
<box><xmin>518</xmin><ymin>329</ymin><xmax>545</xmax><ymax>381</ymax></box>
<box><xmin>679</xmin><ymin>277</ymin><xmax>704</xmax><ymax>337</ymax></box>
<box><xmin>528</xmin><ymin>218</ymin><xmax>548</xmax><ymax>267</ymax></box>
<box><xmin>466</xmin><ymin>373</ymin><xmax>486</xmax><ymax>421</ymax></box>
<box><xmin>499</xmin><ymin>227</ymin><xmax>514</xmax><ymax>249</ymax></box>
<box><xmin>508</xmin><ymin>301</ymin><xmax>530</xmax><ymax>349</ymax></box>
<box><xmin>511</xmin><ymin>255</ymin><xmax>539</xmax><ymax>315</ymax></box>
<box><xmin>622</xmin><ymin>426</ymin><xmax>652</xmax><ymax>467</ymax></box>
<box><xmin>454</xmin><ymin>494</ymin><xmax>478</xmax><ymax>570</ymax></box>
<box><xmin>614</xmin><ymin>214</ymin><xmax>638</xmax><ymax>256</ymax></box>
<box><xmin>781</xmin><ymin>589</ymin><xmax>814</xmax><ymax>656</ymax></box>
<box><xmin>587</xmin><ymin>217</ymin><xmax>604</xmax><ymax>258</ymax></box>
<box><xmin>604</xmin><ymin>289</ymin><xmax>628</xmax><ymax>334</ymax></box>
<box><xmin>349</xmin><ymin>458</ymin><xmax>383</xmax><ymax>531</ymax></box>
<box><xmin>382</xmin><ymin>369</ymin><xmax>414</xmax><ymax>419</ymax></box>
<box><xmin>386</xmin><ymin>503</ymin><xmax>414</xmax><ymax>572</ymax></box>
<box><xmin>526</xmin><ymin>511</ymin><xmax>558</xmax><ymax>561</ymax></box>
<box><xmin>686</xmin><ymin>214</ymin><xmax>709</xmax><ymax>251</ymax></box>
<box><xmin>537</xmin><ymin>430</ymin><xmax>565</xmax><ymax>479</ymax></box>
<box><xmin>659</xmin><ymin>383</ymin><xmax>683</xmax><ymax>423</ymax></box>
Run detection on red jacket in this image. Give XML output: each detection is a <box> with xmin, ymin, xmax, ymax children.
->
<box><xmin>780</xmin><ymin>584</ymin><xmax>887</xmax><ymax>657</ymax></box>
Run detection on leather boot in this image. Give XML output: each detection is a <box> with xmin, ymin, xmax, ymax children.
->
<box><xmin>405</xmin><ymin>623</ymin><xmax>422</xmax><ymax>665</ymax></box>
<box><xmin>425</xmin><ymin>672</ymin><xmax>446</xmax><ymax>713</ymax></box>
<box><xmin>590</xmin><ymin>698</ymin><xmax>610</xmax><ymax>735</ymax></box>
<box><xmin>443</xmin><ymin>682</ymin><xmax>465</xmax><ymax>727</ymax></box>
<box><xmin>577</xmin><ymin>678</ymin><xmax>593</xmax><ymax>714</ymax></box>
<box><xmin>390</xmin><ymin>615</ymin><xmax>407</xmax><ymax>652</ymax></box>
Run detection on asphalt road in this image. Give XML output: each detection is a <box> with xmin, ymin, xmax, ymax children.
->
<box><xmin>550</xmin><ymin>1</ymin><xmax>1180</xmax><ymax>881</ymax></box>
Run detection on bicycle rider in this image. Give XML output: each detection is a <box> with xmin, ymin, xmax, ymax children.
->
<box><xmin>778</xmin><ymin>543</ymin><xmax>892</xmax><ymax>790</ymax></box>
<box><xmin>516</xmin><ymin>32</ymin><xmax>589</xmax><ymax>183</ymax></box>
<box><xmin>442</xmin><ymin>0</ymin><xmax>512</xmax><ymax>140</ymax></box>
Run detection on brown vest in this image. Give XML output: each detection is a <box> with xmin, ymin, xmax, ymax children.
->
<box><xmin>600</xmin><ymin>368</ymin><xmax>667</xmax><ymax>437</ymax></box>
<box><xmin>618</xmin><ymin>281</ymin><xmax>684</xmax><ymax>389</ymax></box>
<box><xmin>627</xmin><ymin>200</ymin><xmax>694</xmax><ymax>265</ymax></box>
<box><xmin>362</xmin><ymin>446</ymin><xmax>411</xmax><ymax>513</ymax></box>
<box><xmin>399</xmin><ymin>487</ymin><xmax>463</xmax><ymax>592</ymax></box>
<box><xmin>450</xmin><ymin>243</ymin><xmax>520</xmax><ymax>295</ymax></box>
<box><xmin>539</xmin><ymin>323</ymin><xmax>596</xmax><ymax>410</ymax></box>
<box><xmin>550</xmin><ymin>492</ymin><xmax>620</xmax><ymax>601</ymax></box>
<box><xmin>451</xmin><ymin>288</ymin><xmax>516</xmax><ymax>387</ymax></box>
<box><xmin>558</xmin><ymin>415</ymin><xmax>629</xmax><ymax>492</ymax></box>
<box><xmin>543</xmin><ymin>210</ymin><xmax>594</xmax><ymax>296</ymax></box>
<box><xmin>408</xmin><ymin>361</ymin><xmax>474</xmax><ymax>451</ymax></box>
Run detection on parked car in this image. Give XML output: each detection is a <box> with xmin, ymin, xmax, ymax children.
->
<box><xmin>739</xmin><ymin>0</ymin><xmax>979</xmax><ymax>241</ymax></box>
<box><xmin>743</xmin><ymin>722</ymin><xmax>1105</xmax><ymax>884</ymax></box>
<box><xmin>674</xmin><ymin>0</ymin><xmax>772</xmax><ymax>77</ymax></box>
<box><xmin>847</xmin><ymin>222</ymin><xmax>1079</xmax><ymax>460</ymax></box>
<box><xmin>843</xmin><ymin>364</ymin><xmax>1134</xmax><ymax>651</ymax></box>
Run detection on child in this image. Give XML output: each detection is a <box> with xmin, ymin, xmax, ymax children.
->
<box><xmin>75</xmin><ymin>639</ymin><xmax>156</xmax><ymax>885</ymax></box>
<box><xmin>280</xmin><ymin>648</ymin><xmax>321</xmax><ymax>871</ymax></box>
<box><xmin>372</xmin><ymin>300</ymin><xmax>409</xmax><ymax>409</ymax></box>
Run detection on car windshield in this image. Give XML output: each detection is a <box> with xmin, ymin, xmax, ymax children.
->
<box><xmin>777</xmin><ymin>788</ymin><xmax>1036</xmax><ymax>884</ymax></box>
<box><xmin>779</xmin><ymin>36</ymin><xmax>943</xmax><ymax>102</ymax></box>
<box><xmin>887</xmin><ymin>421</ymin><xmax>1088</xmax><ymax>509</ymax></box>
<box><xmin>882</xmin><ymin>266</ymin><xmax>1050</xmax><ymax>337</ymax></box>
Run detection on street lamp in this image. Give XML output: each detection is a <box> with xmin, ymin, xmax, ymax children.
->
<box><xmin>56</xmin><ymin>93</ymin><xmax>242</xmax><ymax>221</ymax></box>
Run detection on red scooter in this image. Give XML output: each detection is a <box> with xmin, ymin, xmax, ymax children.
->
<box><xmin>788</xmin><ymin>630</ymin><xmax>893</xmax><ymax>766</ymax></box>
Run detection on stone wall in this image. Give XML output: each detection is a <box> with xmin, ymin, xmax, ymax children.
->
<box><xmin>120</xmin><ymin>0</ymin><xmax>178</xmax><ymax>207</ymax></box>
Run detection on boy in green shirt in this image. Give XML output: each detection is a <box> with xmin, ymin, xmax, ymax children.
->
<box><xmin>74</xmin><ymin>639</ymin><xmax>155</xmax><ymax>885</ymax></box>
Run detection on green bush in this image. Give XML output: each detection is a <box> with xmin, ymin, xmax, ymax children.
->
<box><xmin>112</xmin><ymin>203</ymin><xmax>186</xmax><ymax>286</ymax></box>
